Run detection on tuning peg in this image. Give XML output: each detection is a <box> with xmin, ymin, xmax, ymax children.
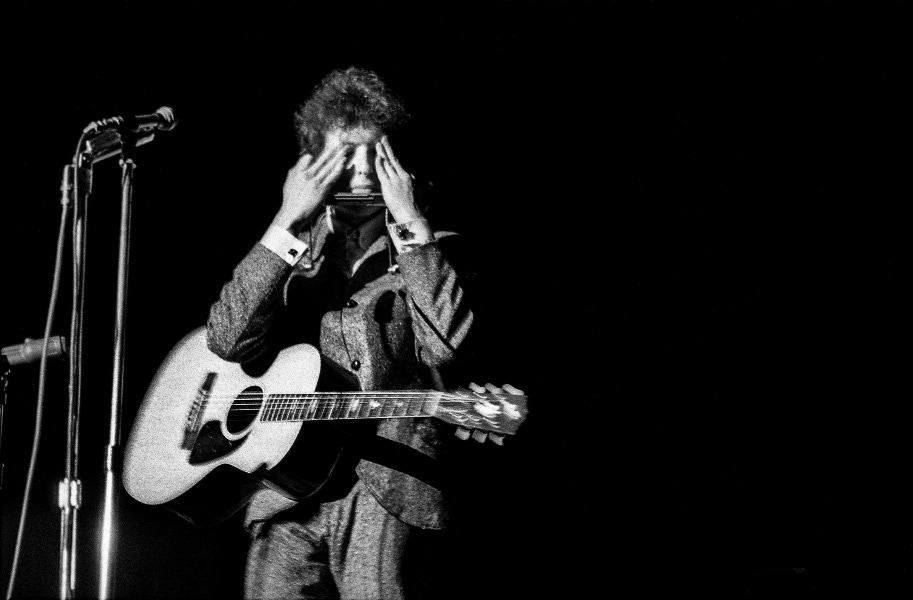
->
<box><xmin>471</xmin><ymin>430</ymin><xmax>488</xmax><ymax>443</ymax></box>
<box><xmin>488</xmin><ymin>433</ymin><xmax>505</xmax><ymax>446</ymax></box>
<box><xmin>454</xmin><ymin>427</ymin><xmax>471</xmax><ymax>440</ymax></box>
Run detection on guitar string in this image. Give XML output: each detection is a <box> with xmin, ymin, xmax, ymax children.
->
<box><xmin>161</xmin><ymin>396</ymin><xmax>511</xmax><ymax>412</ymax></box>
<box><xmin>154</xmin><ymin>394</ymin><xmax>522</xmax><ymax>418</ymax></box>
<box><xmin>189</xmin><ymin>393</ymin><xmax>459</xmax><ymax>404</ymax></box>
<box><xmin>174</xmin><ymin>395</ymin><xmax>522</xmax><ymax>425</ymax></box>
<box><xmin>180</xmin><ymin>392</ymin><xmax>506</xmax><ymax>404</ymax></box>
<box><xmin>179</xmin><ymin>397</ymin><xmax>516</xmax><ymax>408</ymax></box>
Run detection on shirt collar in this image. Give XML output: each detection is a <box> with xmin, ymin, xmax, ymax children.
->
<box><xmin>311</xmin><ymin>206</ymin><xmax>387</xmax><ymax>250</ymax></box>
<box><xmin>344</xmin><ymin>210</ymin><xmax>387</xmax><ymax>250</ymax></box>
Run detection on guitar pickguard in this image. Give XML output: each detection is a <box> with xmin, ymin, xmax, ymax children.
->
<box><xmin>182</xmin><ymin>372</ymin><xmax>217</xmax><ymax>450</ymax></box>
<box><xmin>188</xmin><ymin>421</ymin><xmax>248</xmax><ymax>465</ymax></box>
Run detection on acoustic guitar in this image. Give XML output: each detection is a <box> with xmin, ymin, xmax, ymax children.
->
<box><xmin>122</xmin><ymin>328</ymin><xmax>527</xmax><ymax>525</ymax></box>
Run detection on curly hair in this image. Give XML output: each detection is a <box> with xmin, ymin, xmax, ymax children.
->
<box><xmin>294</xmin><ymin>66</ymin><xmax>408</xmax><ymax>155</ymax></box>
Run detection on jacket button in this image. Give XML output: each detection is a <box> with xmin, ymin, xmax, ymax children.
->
<box><xmin>345</xmin><ymin>299</ymin><xmax>358</xmax><ymax>308</ymax></box>
<box><xmin>350</xmin><ymin>360</ymin><xmax>361</xmax><ymax>370</ymax></box>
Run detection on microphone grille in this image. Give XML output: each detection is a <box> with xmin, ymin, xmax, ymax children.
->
<box><xmin>155</xmin><ymin>106</ymin><xmax>177</xmax><ymax>131</ymax></box>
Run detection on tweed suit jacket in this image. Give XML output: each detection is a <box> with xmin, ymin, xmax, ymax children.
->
<box><xmin>206</xmin><ymin>223</ymin><xmax>475</xmax><ymax>530</ymax></box>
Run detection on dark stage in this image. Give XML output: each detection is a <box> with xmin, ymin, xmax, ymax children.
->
<box><xmin>1</xmin><ymin>1</ymin><xmax>909</xmax><ymax>598</ymax></box>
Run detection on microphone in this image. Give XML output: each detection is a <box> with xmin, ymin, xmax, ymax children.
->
<box><xmin>80</xmin><ymin>107</ymin><xmax>177</xmax><ymax>163</ymax></box>
<box><xmin>83</xmin><ymin>106</ymin><xmax>177</xmax><ymax>135</ymax></box>
<box><xmin>2</xmin><ymin>336</ymin><xmax>68</xmax><ymax>367</ymax></box>
<box><xmin>82</xmin><ymin>129</ymin><xmax>156</xmax><ymax>164</ymax></box>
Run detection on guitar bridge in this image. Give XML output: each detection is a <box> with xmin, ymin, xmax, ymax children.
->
<box><xmin>182</xmin><ymin>372</ymin><xmax>216</xmax><ymax>449</ymax></box>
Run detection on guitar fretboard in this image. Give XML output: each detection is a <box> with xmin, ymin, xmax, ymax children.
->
<box><xmin>261</xmin><ymin>393</ymin><xmax>436</xmax><ymax>423</ymax></box>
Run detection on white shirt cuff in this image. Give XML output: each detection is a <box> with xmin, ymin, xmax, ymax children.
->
<box><xmin>387</xmin><ymin>218</ymin><xmax>434</xmax><ymax>254</ymax></box>
<box><xmin>260</xmin><ymin>225</ymin><xmax>309</xmax><ymax>266</ymax></box>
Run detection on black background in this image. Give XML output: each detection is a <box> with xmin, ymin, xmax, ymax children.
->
<box><xmin>1</xmin><ymin>1</ymin><xmax>909</xmax><ymax>598</ymax></box>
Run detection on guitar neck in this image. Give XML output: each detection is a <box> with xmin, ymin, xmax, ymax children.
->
<box><xmin>261</xmin><ymin>391</ymin><xmax>440</xmax><ymax>423</ymax></box>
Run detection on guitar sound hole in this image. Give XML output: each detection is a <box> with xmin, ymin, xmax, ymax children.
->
<box><xmin>226</xmin><ymin>386</ymin><xmax>262</xmax><ymax>434</ymax></box>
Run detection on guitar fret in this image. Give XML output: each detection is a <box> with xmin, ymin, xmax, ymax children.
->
<box><xmin>275</xmin><ymin>396</ymin><xmax>285</xmax><ymax>421</ymax></box>
<box><xmin>270</xmin><ymin>396</ymin><xmax>281</xmax><ymax>421</ymax></box>
<box><xmin>302</xmin><ymin>396</ymin><xmax>317</xmax><ymax>421</ymax></box>
<box><xmin>390</xmin><ymin>397</ymin><xmax>403</xmax><ymax>418</ymax></box>
<box><xmin>329</xmin><ymin>395</ymin><xmax>343</xmax><ymax>420</ymax></box>
<box><xmin>263</xmin><ymin>392</ymin><xmax>441</xmax><ymax>422</ymax></box>
<box><xmin>397</xmin><ymin>396</ymin><xmax>409</xmax><ymax>417</ymax></box>
<box><xmin>263</xmin><ymin>397</ymin><xmax>276</xmax><ymax>422</ymax></box>
<box><xmin>290</xmin><ymin>397</ymin><xmax>301</xmax><ymax>420</ymax></box>
<box><xmin>357</xmin><ymin>396</ymin><xmax>371</xmax><ymax>418</ymax></box>
<box><xmin>272</xmin><ymin>396</ymin><xmax>282</xmax><ymax>422</ymax></box>
<box><xmin>409</xmin><ymin>394</ymin><xmax>427</xmax><ymax>417</ymax></box>
<box><xmin>319</xmin><ymin>394</ymin><xmax>335</xmax><ymax>420</ymax></box>
<box><xmin>346</xmin><ymin>396</ymin><xmax>361</xmax><ymax>419</ymax></box>
<box><xmin>393</xmin><ymin>396</ymin><xmax>410</xmax><ymax>418</ymax></box>
<box><xmin>286</xmin><ymin>396</ymin><xmax>296</xmax><ymax>421</ymax></box>
<box><xmin>321</xmin><ymin>396</ymin><xmax>330</xmax><ymax>420</ymax></box>
<box><xmin>286</xmin><ymin>397</ymin><xmax>297</xmax><ymax>421</ymax></box>
<box><xmin>291</xmin><ymin>396</ymin><xmax>305</xmax><ymax>421</ymax></box>
<box><xmin>362</xmin><ymin>397</ymin><xmax>376</xmax><ymax>418</ymax></box>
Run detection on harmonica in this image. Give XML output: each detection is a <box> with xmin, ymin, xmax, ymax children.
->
<box><xmin>328</xmin><ymin>192</ymin><xmax>386</xmax><ymax>206</ymax></box>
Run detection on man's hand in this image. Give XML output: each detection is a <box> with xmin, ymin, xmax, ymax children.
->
<box><xmin>376</xmin><ymin>136</ymin><xmax>422</xmax><ymax>223</ymax></box>
<box><xmin>272</xmin><ymin>145</ymin><xmax>349</xmax><ymax>234</ymax></box>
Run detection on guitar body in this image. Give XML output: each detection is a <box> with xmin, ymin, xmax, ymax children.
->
<box><xmin>123</xmin><ymin>328</ymin><xmax>345</xmax><ymax>526</ymax></box>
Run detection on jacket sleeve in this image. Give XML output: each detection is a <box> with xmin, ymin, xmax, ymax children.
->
<box><xmin>205</xmin><ymin>243</ymin><xmax>293</xmax><ymax>363</ymax></box>
<box><xmin>395</xmin><ymin>236</ymin><xmax>476</xmax><ymax>367</ymax></box>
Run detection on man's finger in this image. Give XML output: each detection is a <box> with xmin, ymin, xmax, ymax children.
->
<box><xmin>319</xmin><ymin>150</ymin><xmax>348</xmax><ymax>185</ymax></box>
<box><xmin>375</xmin><ymin>140</ymin><xmax>391</xmax><ymax>164</ymax></box>
<box><xmin>291</xmin><ymin>153</ymin><xmax>314</xmax><ymax>174</ymax></box>
<box><xmin>313</xmin><ymin>151</ymin><xmax>349</xmax><ymax>181</ymax></box>
<box><xmin>308</xmin><ymin>144</ymin><xmax>347</xmax><ymax>175</ymax></box>
<box><xmin>375</xmin><ymin>153</ymin><xmax>394</xmax><ymax>182</ymax></box>
<box><xmin>381</xmin><ymin>136</ymin><xmax>400</xmax><ymax>164</ymax></box>
<box><xmin>376</xmin><ymin>140</ymin><xmax>401</xmax><ymax>177</ymax></box>
<box><xmin>381</xmin><ymin>137</ymin><xmax>406</xmax><ymax>177</ymax></box>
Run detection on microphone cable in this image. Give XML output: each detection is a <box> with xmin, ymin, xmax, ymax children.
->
<box><xmin>4</xmin><ymin>144</ymin><xmax>79</xmax><ymax>599</ymax></box>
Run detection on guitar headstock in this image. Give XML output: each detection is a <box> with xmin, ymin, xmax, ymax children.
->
<box><xmin>429</xmin><ymin>386</ymin><xmax>528</xmax><ymax>443</ymax></box>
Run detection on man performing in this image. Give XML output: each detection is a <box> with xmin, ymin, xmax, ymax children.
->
<box><xmin>206</xmin><ymin>66</ymin><xmax>520</xmax><ymax>599</ymax></box>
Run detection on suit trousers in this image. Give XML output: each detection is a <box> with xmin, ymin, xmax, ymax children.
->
<box><xmin>244</xmin><ymin>478</ymin><xmax>449</xmax><ymax>600</ymax></box>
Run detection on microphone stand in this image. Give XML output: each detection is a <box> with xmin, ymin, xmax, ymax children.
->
<box><xmin>98</xmin><ymin>132</ymin><xmax>138</xmax><ymax>600</ymax></box>
<box><xmin>59</xmin><ymin>154</ymin><xmax>89</xmax><ymax>600</ymax></box>
<box><xmin>1</xmin><ymin>354</ymin><xmax>10</xmax><ymax>526</ymax></box>
<box><xmin>53</xmin><ymin>116</ymin><xmax>168</xmax><ymax>599</ymax></box>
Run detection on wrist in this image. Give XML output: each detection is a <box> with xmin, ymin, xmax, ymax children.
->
<box><xmin>271</xmin><ymin>210</ymin><xmax>307</xmax><ymax>235</ymax></box>
<box><xmin>387</xmin><ymin>207</ymin><xmax>422</xmax><ymax>224</ymax></box>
